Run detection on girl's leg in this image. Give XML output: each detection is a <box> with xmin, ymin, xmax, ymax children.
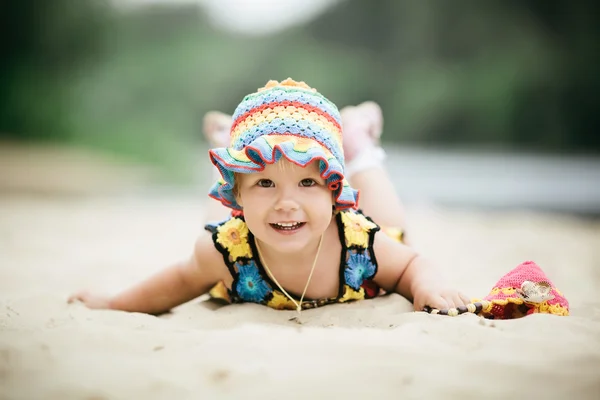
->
<box><xmin>341</xmin><ymin>102</ymin><xmax>409</xmax><ymax>239</ymax></box>
<box><xmin>203</xmin><ymin>111</ymin><xmax>234</xmax><ymax>224</ymax></box>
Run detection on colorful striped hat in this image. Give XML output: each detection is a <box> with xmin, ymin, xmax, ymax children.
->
<box><xmin>208</xmin><ymin>78</ymin><xmax>358</xmax><ymax>211</ymax></box>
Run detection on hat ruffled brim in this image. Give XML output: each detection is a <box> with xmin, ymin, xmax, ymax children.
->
<box><xmin>208</xmin><ymin>134</ymin><xmax>359</xmax><ymax>211</ymax></box>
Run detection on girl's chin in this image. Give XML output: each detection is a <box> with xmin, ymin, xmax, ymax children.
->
<box><xmin>260</xmin><ymin>231</ymin><xmax>316</xmax><ymax>252</ymax></box>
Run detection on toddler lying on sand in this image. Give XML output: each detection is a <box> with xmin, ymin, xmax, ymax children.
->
<box><xmin>69</xmin><ymin>78</ymin><xmax>568</xmax><ymax>320</ymax></box>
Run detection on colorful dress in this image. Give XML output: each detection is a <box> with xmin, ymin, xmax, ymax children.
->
<box><xmin>204</xmin><ymin>209</ymin><xmax>400</xmax><ymax>310</ymax></box>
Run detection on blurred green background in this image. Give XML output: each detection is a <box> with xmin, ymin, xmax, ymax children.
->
<box><xmin>2</xmin><ymin>0</ymin><xmax>599</xmax><ymax>178</ymax></box>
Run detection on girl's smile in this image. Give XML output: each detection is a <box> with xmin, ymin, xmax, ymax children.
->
<box><xmin>269</xmin><ymin>221</ymin><xmax>306</xmax><ymax>233</ymax></box>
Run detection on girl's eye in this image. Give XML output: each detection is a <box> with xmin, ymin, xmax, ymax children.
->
<box><xmin>256</xmin><ymin>179</ymin><xmax>274</xmax><ymax>188</ymax></box>
<box><xmin>300</xmin><ymin>179</ymin><xmax>316</xmax><ymax>187</ymax></box>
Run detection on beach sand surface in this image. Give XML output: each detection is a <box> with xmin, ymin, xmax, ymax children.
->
<box><xmin>1</xmin><ymin>144</ymin><xmax>600</xmax><ymax>399</ymax></box>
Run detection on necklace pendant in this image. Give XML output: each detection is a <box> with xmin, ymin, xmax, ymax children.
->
<box><xmin>289</xmin><ymin>314</ymin><xmax>303</xmax><ymax>325</ymax></box>
<box><xmin>288</xmin><ymin>306</ymin><xmax>303</xmax><ymax>324</ymax></box>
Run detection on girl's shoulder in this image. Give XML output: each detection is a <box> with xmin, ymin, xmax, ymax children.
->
<box><xmin>192</xmin><ymin>226</ymin><xmax>232</xmax><ymax>285</ymax></box>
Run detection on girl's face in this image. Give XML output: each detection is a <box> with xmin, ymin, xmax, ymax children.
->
<box><xmin>236</xmin><ymin>158</ymin><xmax>334</xmax><ymax>255</ymax></box>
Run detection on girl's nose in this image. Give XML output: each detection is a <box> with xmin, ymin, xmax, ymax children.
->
<box><xmin>273</xmin><ymin>187</ymin><xmax>300</xmax><ymax>212</ymax></box>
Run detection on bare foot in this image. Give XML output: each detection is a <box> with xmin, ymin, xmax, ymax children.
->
<box><xmin>203</xmin><ymin>111</ymin><xmax>233</xmax><ymax>148</ymax></box>
<box><xmin>340</xmin><ymin>101</ymin><xmax>383</xmax><ymax>161</ymax></box>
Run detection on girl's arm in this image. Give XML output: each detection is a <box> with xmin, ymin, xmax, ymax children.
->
<box><xmin>373</xmin><ymin>233</ymin><xmax>470</xmax><ymax>311</ymax></box>
<box><xmin>69</xmin><ymin>233</ymin><xmax>227</xmax><ymax>315</ymax></box>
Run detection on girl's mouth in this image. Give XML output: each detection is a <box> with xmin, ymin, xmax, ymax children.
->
<box><xmin>270</xmin><ymin>222</ymin><xmax>306</xmax><ymax>231</ymax></box>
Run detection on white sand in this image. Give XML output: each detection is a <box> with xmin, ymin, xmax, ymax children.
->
<box><xmin>1</xmin><ymin>145</ymin><xmax>600</xmax><ymax>399</ymax></box>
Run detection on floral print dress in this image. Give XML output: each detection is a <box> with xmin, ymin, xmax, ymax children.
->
<box><xmin>204</xmin><ymin>209</ymin><xmax>397</xmax><ymax>310</ymax></box>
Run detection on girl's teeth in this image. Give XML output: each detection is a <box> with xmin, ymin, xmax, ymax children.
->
<box><xmin>273</xmin><ymin>222</ymin><xmax>303</xmax><ymax>230</ymax></box>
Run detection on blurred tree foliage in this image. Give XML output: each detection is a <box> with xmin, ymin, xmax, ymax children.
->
<box><xmin>1</xmin><ymin>0</ymin><xmax>598</xmax><ymax>171</ymax></box>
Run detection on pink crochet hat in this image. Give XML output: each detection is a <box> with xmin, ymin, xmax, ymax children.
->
<box><xmin>424</xmin><ymin>261</ymin><xmax>569</xmax><ymax>319</ymax></box>
<box><xmin>477</xmin><ymin>260</ymin><xmax>569</xmax><ymax>319</ymax></box>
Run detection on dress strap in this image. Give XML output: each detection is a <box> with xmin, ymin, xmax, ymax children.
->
<box><xmin>204</xmin><ymin>215</ymin><xmax>254</xmax><ymax>278</ymax></box>
<box><xmin>337</xmin><ymin>209</ymin><xmax>381</xmax><ymax>300</ymax></box>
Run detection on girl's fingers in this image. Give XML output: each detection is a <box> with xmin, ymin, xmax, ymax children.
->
<box><xmin>67</xmin><ymin>291</ymin><xmax>85</xmax><ymax>304</ymax></box>
<box><xmin>422</xmin><ymin>292</ymin><xmax>474</xmax><ymax>313</ymax></box>
<box><xmin>431</xmin><ymin>296</ymin><xmax>449</xmax><ymax>311</ymax></box>
<box><xmin>451</xmin><ymin>293</ymin><xmax>465</xmax><ymax>308</ymax></box>
<box><xmin>459</xmin><ymin>292</ymin><xmax>471</xmax><ymax>305</ymax></box>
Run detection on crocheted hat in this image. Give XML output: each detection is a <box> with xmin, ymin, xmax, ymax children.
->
<box><xmin>208</xmin><ymin>78</ymin><xmax>358</xmax><ymax>211</ymax></box>
<box><xmin>423</xmin><ymin>261</ymin><xmax>569</xmax><ymax>319</ymax></box>
<box><xmin>477</xmin><ymin>260</ymin><xmax>569</xmax><ymax>319</ymax></box>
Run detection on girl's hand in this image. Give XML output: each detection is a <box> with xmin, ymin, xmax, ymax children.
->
<box><xmin>68</xmin><ymin>291</ymin><xmax>112</xmax><ymax>310</ymax></box>
<box><xmin>412</xmin><ymin>284</ymin><xmax>471</xmax><ymax>312</ymax></box>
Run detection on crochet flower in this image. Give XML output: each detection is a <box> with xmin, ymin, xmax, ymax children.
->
<box><xmin>339</xmin><ymin>285</ymin><xmax>365</xmax><ymax>303</ymax></box>
<box><xmin>208</xmin><ymin>280</ymin><xmax>231</xmax><ymax>304</ymax></box>
<box><xmin>267</xmin><ymin>291</ymin><xmax>297</xmax><ymax>310</ymax></box>
<box><xmin>216</xmin><ymin>218</ymin><xmax>252</xmax><ymax>260</ymax></box>
<box><xmin>235</xmin><ymin>261</ymin><xmax>271</xmax><ymax>303</ymax></box>
<box><xmin>345</xmin><ymin>252</ymin><xmax>376</xmax><ymax>290</ymax></box>
<box><xmin>341</xmin><ymin>211</ymin><xmax>377</xmax><ymax>248</ymax></box>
